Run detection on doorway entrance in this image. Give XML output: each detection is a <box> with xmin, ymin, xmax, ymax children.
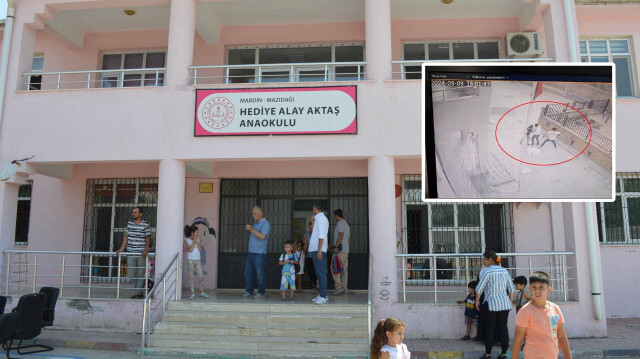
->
<box><xmin>217</xmin><ymin>178</ymin><xmax>369</xmax><ymax>290</ymax></box>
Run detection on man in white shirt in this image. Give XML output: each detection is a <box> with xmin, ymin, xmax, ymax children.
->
<box><xmin>309</xmin><ymin>202</ymin><xmax>329</xmax><ymax>304</ymax></box>
<box><xmin>540</xmin><ymin>127</ymin><xmax>561</xmax><ymax>149</ymax></box>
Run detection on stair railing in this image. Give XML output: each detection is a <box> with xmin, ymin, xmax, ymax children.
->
<box><xmin>367</xmin><ymin>252</ymin><xmax>373</xmax><ymax>341</ymax></box>
<box><xmin>140</xmin><ymin>252</ymin><xmax>181</xmax><ymax>354</ymax></box>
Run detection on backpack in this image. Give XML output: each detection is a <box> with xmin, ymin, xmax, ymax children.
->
<box><xmin>526</xmin><ymin>125</ymin><xmax>534</xmax><ymax>135</ymax></box>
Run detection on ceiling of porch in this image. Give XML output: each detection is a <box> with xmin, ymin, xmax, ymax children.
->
<box><xmin>41</xmin><ymin>0</ymin><xmax>533</xmax><ymax>48</ymax></box>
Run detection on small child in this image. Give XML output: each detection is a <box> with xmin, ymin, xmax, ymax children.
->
<box><xmin>183</xmin><ymin>225</ymin><xmax>209</xmax><ymax>300</ymax></box>
<box><xmin>278</xmin><ymin>241</ymin><xmax>299</xmax><ymax>302</ymax></box>
<box><xmin>370</xmin><ymin>317</ymin><xmax>410</xmax><ymax>359</ymax></box>
<box><xmin>295</xmin><ymin>242</ymin><xmax>305</xmax><ymax>292</ymax></box>
<box><xmin>513</xmin><ymin>275</ymin><xmax>532</xmax><ymax>313</ymax></box>
<box><xmin>512</xmin><ymin>271</ymin><xmax>572</xmax><ymax>359</ymax></box>
<box><xmin>456</xmin><ymin>280</ymin><xmax>479</xmax><ymax>340</ymax></box>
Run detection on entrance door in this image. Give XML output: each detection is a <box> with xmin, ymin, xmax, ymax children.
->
<box><xmin>217</xmin><ymin>178</ymin><xmax>369</xmax><ymax>290</ymax></box>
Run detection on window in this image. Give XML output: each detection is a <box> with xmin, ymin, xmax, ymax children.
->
<box><xmin>28</xmin><ymin>55</ymin><xmax>44</xmax><ymax>90</ymax></box>
<box><xmin>401</xmin><ymin>175</ymin><xmax>513</xmax><ymax>283</ymax></box>
<box><xmin>81</xmin><ymin>178</ymin><xmax>158</xmax><ymax>280</ymax></box>
<box><xmin>598</xmin><ymin>173</ymin><xmax>640</xmax><ymax>244</ymax></box>
<box><xmin>15</xmin><ymin>180</ymin><xmax>33</xmax><ymax>245</ymax></box>
<box><xmin>100</xmin><ymin>51</ymin><xmax>166</xmax><ymax>88</ymax></box>
<box><xmin>580</xmin><ymin>38</ymin><xmax>636</xmax><ymax>97</ymax></box>
<box><xmin>403</xmin><ymin>41</ymin><xmax>500</xmax><ymax>79</ymax></box>
<box><xmin>226</xmin><ymin>44</ymin><xmax>365</xmax><ymax>84</ymax></box>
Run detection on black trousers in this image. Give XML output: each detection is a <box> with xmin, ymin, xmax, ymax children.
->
<box><xmin>305</xmin><ymin>257</ymin><xmax>317</xmax><ymax>287</ymax></box>
<box><xmin>484</xmin><ymin>309</ymin><xmax>510</xmax><ymax>355</ymax></box>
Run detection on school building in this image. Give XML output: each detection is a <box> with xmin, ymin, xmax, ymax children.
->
<box><xmin>0</xmin><ymin>0</ymin><xmax>638</xmax><ymax>356</ymax></box>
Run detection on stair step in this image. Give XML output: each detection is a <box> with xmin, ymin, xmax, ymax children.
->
<box><xmin>164</xmin><ymin>311</ymin><xmax>366</xmax><ymax>326</ymax></box>
<box><xmin>148</xmin><ymin>334</ymin><xmax>368</xmax><ymax>352</ymax></box>
<box><xmin>167</xmin><ymin>301</ymin><xmax>368</xmax><ymax>314</ymax></box>
<box><xmin>153</xmin><ymin>321</ymin><xmax>368</xmax><ymax>338</ymax></box>
<box><xmin>143</xmin><ymin>347</ymin><xmax>368</xmax><ymax>358</ymax></box>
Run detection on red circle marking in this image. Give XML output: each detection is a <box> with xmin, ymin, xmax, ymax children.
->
<box><xmin>494</xmin><ymin>101</ymin><xmax>592</xmax><ymax>166</ymax></box>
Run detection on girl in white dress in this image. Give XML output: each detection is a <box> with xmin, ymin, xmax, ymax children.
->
<box><xmin>370</xmin><ymin>317</ymin><xmax>411</xmax><ymax>359</ymax></box>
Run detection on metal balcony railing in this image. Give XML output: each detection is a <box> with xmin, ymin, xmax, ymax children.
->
<box><xmin>391</xmin><ymin>58</ymin><xmax>556</xmax><ymax>80</ymax></box>
<box><xmin>2</xmin><ymin>250</ymin><xmax>156</xmax><ymax>300</ymax></box>
<box><xmin>141</xmin><ymin>252</ymin><xmax>180</xmax><ymax>353</ymax></box>
<box><xmin>396</xmin><ymin>252</ymin><xmax>574</xmax><ymax>304</ymax></box>
<box><xmin>189</xmin><ymin>62</ymin><xmax>367</xmax><ymax>85</ymax></box>
<box><xmin>22</xmin><ymin>68</ymin><xmax>166</xmax><ymax>91</ymax></box>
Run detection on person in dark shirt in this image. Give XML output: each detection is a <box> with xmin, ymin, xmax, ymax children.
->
<box><xmin>457</xmin><ymin>280</ymin><xmax>479</xmax><ymax>340</ymax></box>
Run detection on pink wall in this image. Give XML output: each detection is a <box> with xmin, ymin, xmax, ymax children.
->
<box><xmin>600</xmin><ymin>245</ymin><xmax>640</xmax><ymax>318</ymax></box>
<box><xmin>576</xmin><ymin>4</ymin><xmax>640</xmax><ymax>169</ymax></box>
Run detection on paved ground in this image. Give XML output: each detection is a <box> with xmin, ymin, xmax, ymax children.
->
<box><xmin>27</xmin><ymin>317</ymin><xmax>639</xmax><ymax>358</ymax></box>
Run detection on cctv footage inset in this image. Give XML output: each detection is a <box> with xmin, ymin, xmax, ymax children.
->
<box><xmin>422</xmin><ymin>63</ymin><xmax>614</xmax><ymax>201</ymax></box>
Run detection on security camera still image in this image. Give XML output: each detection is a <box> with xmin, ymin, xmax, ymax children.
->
<box><xmin>429</xmin><ymin>71</ymin><xmax>613</xmax><ymax>200</ymax></box>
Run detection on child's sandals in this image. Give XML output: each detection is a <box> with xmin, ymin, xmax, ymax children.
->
<box><xmin>280</xmin><ymin>298</ymin><xmax>286</xmax><ymax>303</ymax></box>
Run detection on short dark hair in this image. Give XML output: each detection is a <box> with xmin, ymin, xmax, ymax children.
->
<box><xmin>483</xmin><ymin>250</ymin><xmax>498</xmax><ymax>263</ymax></box>
<box><xmin>284</xmin><ymin>240</ymin><xmax>293</xmax><ymax>246</ymax></box>
<box><xmin>312</xmin><ymin>202</ymin><xmax>324</xmax><ymax>212</ymax></box>
<box><xmin>514</xmin><ymin>276</ymin><xmax>528</xmax><ymax>286</ymax></box>
<box><xmin>184</xmin><ymin>225</ymin><xmax>197</xmax><ymax>238</ymax></box>
<box><xmin>529</xmin><ymin>271</ymin><xmax>551</xmax><ymax>286</ymax></box>
<box><xmin>468</xmin><ymin>280</ymin><xmax>478</xmax><ymax>290</ymax></box>
<box><xmin>133</xmin><ymin>206</ymin><xmax>144</xmax><ymax>214</ymax></box>
<box><xmin>334</xmin><ymin>209</ymin><xmax>344</xmax><ymax>218</ymax></box>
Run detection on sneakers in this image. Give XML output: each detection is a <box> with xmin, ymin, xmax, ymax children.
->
<box><xmin>332</xmin><ymin>287</ymin><xmax>345</xmax><ymax>295</ymax></box>
<box><xmin>242</xmin><ymin>292</ymin><xmax>252</xmax><ymax>299</ymax></box>
<box><xmin>461</xmin><ymin>335</ymin><xmax>470</xmax><ymax>340</ymax></box>
<box><xmin>314</xmin><ymin>296</ymin><xmax>328</xmax><ymax>304</ymax></box>
<box><xmin>253</xmin><ymin>293</ymin><xmax>265</xmax><ymax>300</ymax></box>
<box><xmin>189</xmin><ymin>293</ymin><xmax>196</xmax><ymax>300</ymax></box>
<box><xmin>311</xmin><ymin>295</ymin><xmax>321</xmax><ymax>302</ymax></box>
<box><xmin>199</xmin><ymin>292</ymin><xmax>209</xmax><ymax>298</ymax></box>
<box><xmin>280</xmin><ymin>298</ymin><xmax>286</xmax><ymax>303</ymax></box>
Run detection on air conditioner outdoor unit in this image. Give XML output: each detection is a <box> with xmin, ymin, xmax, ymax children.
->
<box><xmin>506</xmin><ymin>32</ymin><xmax>544</xmax><ymax>58</ymax></box>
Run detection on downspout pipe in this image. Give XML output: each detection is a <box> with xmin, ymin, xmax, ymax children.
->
<box><xmin>584</xmin><ymin>203</ymin><xmax>602</xmax><ymax>320</ymax></box>
<box><xmin>563</xmin><ymin>0</ymin><xmax>578</xmax><ymax>62</ymax></box>
<box><xmin>0</xmin><ymin>1</ymin><xmax>16</xmax><ymax>130</ymax></box>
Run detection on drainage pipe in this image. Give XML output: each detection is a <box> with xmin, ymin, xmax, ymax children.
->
<box><xmin>584</xmin><ymin>203</ymin><xmax>602</xmax><ymax>320</ymax></box>
<box><xmin>0</xmin><ymin>1</ymin><xmax>16</xmax><ymax>130</ymax></box>
<box><xmin>563</xmin><ymin>0</ymin><xmax>578</xmax><ymax>62</ymax></box>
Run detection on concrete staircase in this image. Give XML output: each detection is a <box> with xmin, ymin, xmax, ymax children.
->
<box><xmin>143</xmin><ymin>300</ymin><xmax>370</xmax><ymax>358</ymax></box>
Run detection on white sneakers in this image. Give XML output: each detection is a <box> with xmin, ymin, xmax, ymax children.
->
<box><xmin>312</xmin><ymin>295</ymin><xmax>328</xmax><ymax>304</ymax></box>
<box><xmin>315</xmin><ymin>297</ymin><xmax>328</xmax><ymax>304</ymax></box>
<box><xmin>199</xmin><ymin>292</ymin><xmax>209</xmax><ymax>298</ymax></box>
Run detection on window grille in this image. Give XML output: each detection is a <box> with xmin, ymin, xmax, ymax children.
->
<box><xmin>598</xmin><ymin>173</ymin><xmax>640</xmax><ymax>244</ymax></box>
<box><xmin>81</xmin><ymin>178</ymin><xmax>158</xmax><ymax>282</ymax></box>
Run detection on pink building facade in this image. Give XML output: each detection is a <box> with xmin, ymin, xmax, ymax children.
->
<box><xmin>0</xmin><ymin>0</ymin><xmax>636</xmax><ymax>338</ymax></box>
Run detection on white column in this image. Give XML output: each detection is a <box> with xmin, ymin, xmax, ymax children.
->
<box><xmin>542</xmin><ymin>0</ymin><xmax>575</xmax><ymax>62</ymax></box>
<box><xmin>165</xmin><ymin>0</ymin><xmax>197</xmax><ymax>86</ymax></box>
<box><xmin>365</xmin><ymin>0</ymin><xmax>392</xmax><ymax>81</ymax></box>
<box><xmin>156</xmin><ymin>159</ymin><xmax>186</xmax><ymax>299</ymax></box>
<box><xmin>368</xmin><ymin>156</ymin><xmax>398</xmax><ymax>309</ymax></box>
<box><xmin>0</xmin><ymin>182</ymin><xmax>19</xmax><ymax>271</ymax></box>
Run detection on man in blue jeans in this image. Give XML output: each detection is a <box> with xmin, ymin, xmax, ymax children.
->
<box><xmin>309</xmin><ymin>202</ymin><xmax>329</xmax><ymax>304</ymax></box>
<box><xmin>242</xmin><ymin>206</ymin><xmax>271</xmax><ymax>299</ymax></box>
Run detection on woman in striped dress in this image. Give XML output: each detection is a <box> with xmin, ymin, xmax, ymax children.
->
<box><xmin>475</xmin><ymin>250</ymin><xmax>515</xmax><ymax>359</ymax></box>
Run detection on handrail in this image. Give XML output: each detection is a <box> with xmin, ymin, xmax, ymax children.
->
<box><xmin>396</xmin><ymin>251</ymin><xmax>574</xmax><ymax>257</ymax></box>
<box><xmin>2</xmin><ymin>250</ymin><xmax>155</xmax><ymax>299</ymax></box>
<box><xmin>392</xmin><ymin>58</ymin><xmax>555</xmax><ymax>80</ymax></box>
<box><xmin>21</xmin><ymin>67</ymin><xmax>166</xmax><ymax>91</ymax></box>
<box><xmin>141</xmin><ymin>252</ymin><xmax>180</xmax><ymax>354</ymax></box>
<box><xmin>188</xmin><ymin>61</ymin><xmax>367</xmax><ymax>85</ymax></box>
<box><xmin>396</xmin><ymin>251</ymin><xmax>574</xmax><ymax>303</ymax></box>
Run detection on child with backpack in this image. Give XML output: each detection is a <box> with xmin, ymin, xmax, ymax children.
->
<box><xmin>278</xmin><ymin>241</ymin><xmax>299</xmax><ymax>302</ymax></box>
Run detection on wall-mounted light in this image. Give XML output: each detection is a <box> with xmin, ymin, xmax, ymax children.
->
<box><xmin>124</xmin><ymin>8</ymin><xmax>136</xmax><ymax>16</ymax></box>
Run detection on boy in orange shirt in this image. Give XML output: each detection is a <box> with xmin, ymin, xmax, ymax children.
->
<box><xmin>512</xmin><ymin>271</ymin><xmax>572</xmax><ymax>359</ymax></box>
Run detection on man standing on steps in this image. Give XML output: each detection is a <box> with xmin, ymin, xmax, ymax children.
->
<box><xmin>331</xmin><ymin>209</ymin><xmax>350</xmax><ymax>295</ymax></box>
<box><xmin>115</xmin><ymin>207</ymin><xmax>151</xmax><ymax>299</ymax></box>
<box><xmin>242</xmin><ymin>206</ymin><xmax>271</xmax><ymax>300</ymax></box>
<box><xmin>310</xmin><ymin>202</ymin><xmax>329</xmax><ymax>304</ymax></box>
